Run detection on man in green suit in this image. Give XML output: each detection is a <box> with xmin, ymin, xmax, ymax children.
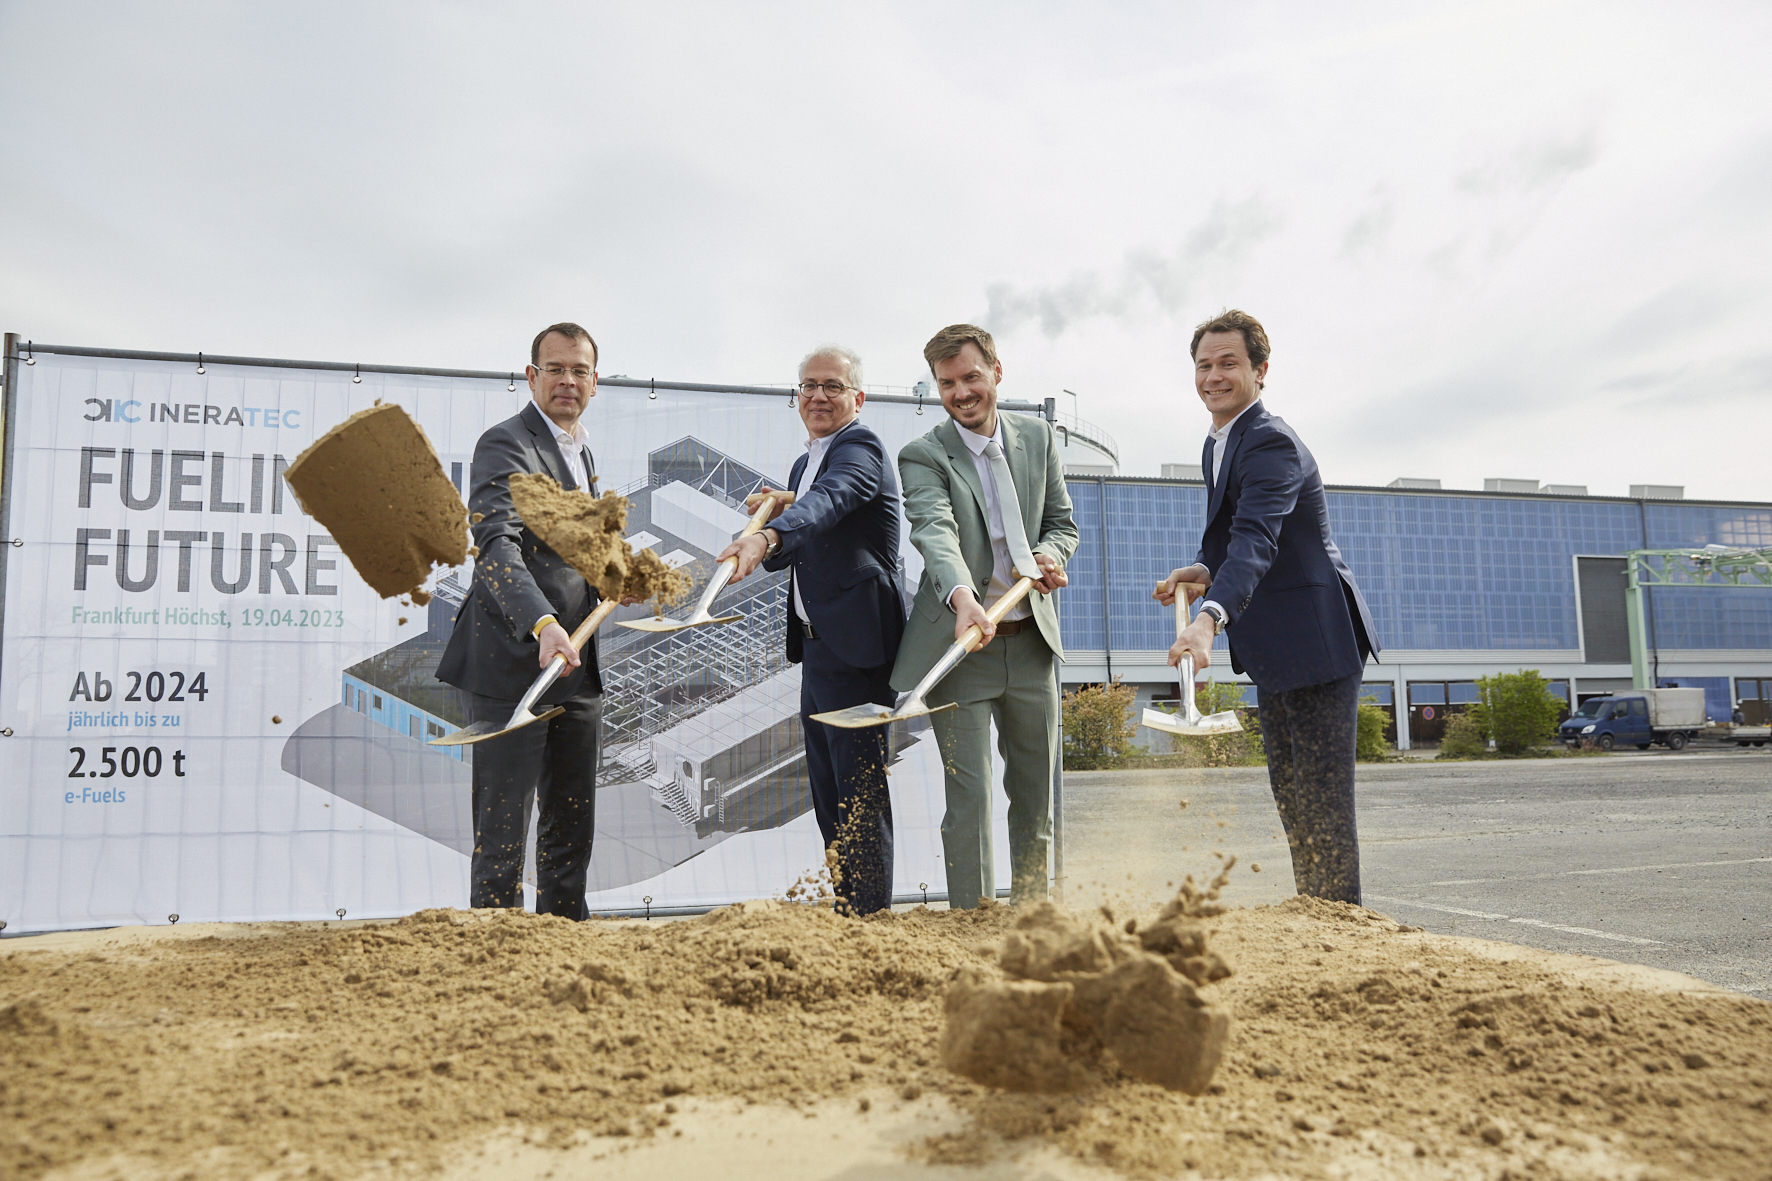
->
<box><xmin>893</xmin><ymin>324</ymin><xmax>1079</xmax><ymax>908</ymax></box>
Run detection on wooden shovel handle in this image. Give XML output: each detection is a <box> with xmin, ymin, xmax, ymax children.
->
<box><xmin>742</xmin><ymin>489</ymin><xmax>796</xmax><ymax>516</ymax></box>
<box><xmin>566</xmin><ymin>597</ymin><xmax>621</xmax><ymax>650</ymax></box>
<box><xmin>735</xmin><ymin>491</ymin><xmax>789</xmax><ymax>539</ymax></box>
<box><xmin>959</xmin><ymin>577</ymin><xmax>1037</xmax><ymax>653</ymax></box>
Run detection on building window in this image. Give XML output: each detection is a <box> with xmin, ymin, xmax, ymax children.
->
<box><xmin>373</xmin><ymin>694</ymin><xmax>383</xmax><ymax>711</ymax></box>
<box><xmin>427</xmin><ymin>721</ymin><xmax>445</xmax><ymax>738</ymax></box>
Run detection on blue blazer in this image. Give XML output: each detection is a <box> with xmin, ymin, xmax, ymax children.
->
<box><xmin>1197</xmin><ymin>401</ymin><xmax>1380</xmax><ymax>694</ymax></box>
<box><xmin>762</xmin><ymin>419</ymin><xmax>908</xmax><ymax>671</ymax></box>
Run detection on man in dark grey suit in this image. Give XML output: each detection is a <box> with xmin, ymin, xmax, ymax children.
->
<box><xmin>437</xmin><ymin>322</ymin><xmax>612</xmax><ymax>918</ymax></box>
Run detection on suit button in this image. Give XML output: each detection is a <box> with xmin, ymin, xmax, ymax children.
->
<box><xmin>1241</xmin><ymin>598</ymin><xmax>1251</xmax><ymax>610</ymax></box>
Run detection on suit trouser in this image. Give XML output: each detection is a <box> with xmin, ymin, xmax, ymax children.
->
<box><xmin>467</xmin><ymin>690</ymin><xmax>602</xmax><ymax>919</ymax></box>
<box><xmin>928</xmin><ymin>626</ymin><xmax>1057</xmax><ymax>909</ymax></box>
<box><xmin>1258</xmin><ymin>671</ymin><xmax>1362</xmax><ymax>904</ymax></box>
<box><xmin>799</xmin><ymin>636</ymin><xmax>896</xmax><ymax>916</ymax></box>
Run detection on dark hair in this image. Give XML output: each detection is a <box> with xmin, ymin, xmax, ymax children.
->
<box><xmin>922</xmin><ymin>323</ymin><xmax>999</xmax><ymax>374</ymax></box>
<box><xmin>530</xmin><ymin>322</ymin><xmax>599</xmax><ymax>368</ymax></box>
<box><xmin>1189</xmin><ymin>309</ymin><xmax>1271</xmax><ymax>373</ymax></box>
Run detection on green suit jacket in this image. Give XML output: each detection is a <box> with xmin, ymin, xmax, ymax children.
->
<box><xmin>890</xmin><ymin>412</ymin><xmax>1080</xmax><ymax>690</ymax></box>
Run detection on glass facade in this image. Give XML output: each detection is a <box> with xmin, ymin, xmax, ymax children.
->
<box><xmin>1058</xmin><ymin>481</ymin><xmax>1772</xmax><ymax>654</ymax></box>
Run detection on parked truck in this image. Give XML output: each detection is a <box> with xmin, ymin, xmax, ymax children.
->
<box><xmin>1558</xmin><ymin>687</ymin><xmax>1707</xmax><ymax>752</ymax></box>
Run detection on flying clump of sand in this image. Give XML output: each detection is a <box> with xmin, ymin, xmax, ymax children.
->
<box><xmin>508</xmin><ymin>472</ymin><xmax>690</xmax><ymax>613</ymax></box>
<box><xmin>4</xmin><ymin>884</ymin><xmax>1770</xmax><ymax>1181</ymax></box>
<box><xmin>282</xmin><ymin>402</ymin><xmax>469</xmax><ymax>605</ymax></box>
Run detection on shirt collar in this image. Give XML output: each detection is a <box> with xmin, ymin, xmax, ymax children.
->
<box><xmin>804</xmin><ymin>416</ymin><xmax>858</xmax><ymax>454</ymax></box>
<box><xmin>552</xmin><ymin>417</ymin><xmax>587</xmax><ymax>448</ymax></box>
<box><xmin>958</xmin><ymin>416</ymin><xmax>1003</xmax><ymax>457</ymax></box>
<box><xmin>1208</xmin><ymin>400</ymin><xmax>1257</xmax><ymax>443</ymax></box>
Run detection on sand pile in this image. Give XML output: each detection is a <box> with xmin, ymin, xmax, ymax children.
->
<box><xmin>4</xmin><ymin>895</ymin><xmax>1769</xmax><ymax>1181</ymax></box>
<box><xmin>508</xmin><ymin>473</ymin><xmax>690</xmax><ymax>610</ymax></box>
<box><xmin>283</xmin><ymin>403</ymin><xmax>469</xmax><ymax>603</ymax></box>
<box><xmin>944</xmin><ymin>866</ymin><xmax>1234</xmax><ymax>1095</ymax></box>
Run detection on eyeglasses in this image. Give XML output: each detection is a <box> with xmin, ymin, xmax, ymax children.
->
<box><xmin>797</xmin><ymin>381</ymin><xmax>854</xmax><ymax>398</ymax></box>
<box><xmin>532</xmin><ymin>365</ymin><xmax>594</xmax><ymax>379</ymax></box>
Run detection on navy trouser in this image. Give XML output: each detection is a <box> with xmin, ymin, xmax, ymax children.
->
<box><xmin>799</xmin><ymin>636</ymin><xmax>896</xmax><ymax>916</ymax></box>
<box><xmin>1257</xmin><ymin>671</ymin><xmax>1362</xmax><ymax>904</ymax></box>
<box><xmin>467</xmin><ymin>690</ymin><xmax>602</xmax><ymax>919</ymax></box>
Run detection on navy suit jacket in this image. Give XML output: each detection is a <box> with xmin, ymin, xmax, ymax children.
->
<box><xmin>1197</xmin><ymin>401</ymin><xmax>1380</xmax><ymax>694</ymax></box>
<box><xmin>762</xmin><ymin>419</ymin><xmax>908</xmax><ymax>671</ymax></box>
<box><xmin>437</xmin><ymin>402</ymin><xmax>603</xmax><ymax>702</ymax></box>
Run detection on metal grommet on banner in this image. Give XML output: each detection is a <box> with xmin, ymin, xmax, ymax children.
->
<box><xmin>352</xmin><ymin>364</ymin><xmax>362</xmax><ymax>385</ymax></box>
<box><xmin>643</xmin><ymin>895</ymin><xmax>652</xmax><ymax>921</ymax></box>
<box><xmin>0</xmin><ymin>727</ymin><xmax>13</xmax><ymax>737</ymax></box>
<box><xmin>336</xmin><ymin>908</ymin><xmax>347</xmax><ymax>919</ymax></box>
<box><xmin>920</xmin><ymin>882</ymin><xmax>929</xmax><ymax>906</ymax></box>
<box><xmin>787</xmin><ymin>385</ymin><xmax>797</xmax><ymax>410</ymax></box>
<box><xmin>168</xmin><ymin>913</ymin><xmax>180</xmax><ymax>924</ymax></box>
<box><xmin>507</xmin><ymin>372</ymin><xmax>516</xmax><ymax>392</ymax></box>
<box><xmin>23</xmin><ymin>340</ymin><xmax>34</xmax><ymax>366</ymax></box>
<box><xmin>648</xmin><ymin>378</ymin><xmax>657</xmax><ymax>401</ymax></box>
<box><xmin>195</xmin><ymin>352</ymin><xmax>205</xmax><ymax>376</ymax></box>
<box><xmin>8</xmin><ymin>538</ymin><xmax>19</xmax><ymax>547</ymax></box>
<box><xmin>0</xmin><ymin>919</ymin><xmax>7</xmax><ymax>931</ymax></box>
<box><xmin>914</xmin><ymin>379</ymin><xmax>928</xmax><ymax>415</ymax></box>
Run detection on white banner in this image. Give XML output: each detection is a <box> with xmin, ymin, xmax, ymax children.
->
<box><xmin>0</xmin><ymin>350</ymin><xmax>1030</xmax><ymax>933</ymax></box>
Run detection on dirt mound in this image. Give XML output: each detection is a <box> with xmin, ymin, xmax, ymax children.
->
<box><xmin>282</xmin><ymin>402</ymin><xmax>469</xmax><ymax>603</ymax></box>
<box><xmin>943</xmin><ymin>864</ymin><xmax>1235</xmax><ymax>1095</ymax></box>
<box><xmin>3</xmin><ymin>895</ymin><xmax>1769</xmax><ymax>1181</ymax></box>
<box><xmin>508</xmin><ymin>472</ymin><xmax>690</xmax><ymax>609</ymax></box>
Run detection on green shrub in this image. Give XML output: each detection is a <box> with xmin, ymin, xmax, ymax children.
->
<box><xmin>1468</xmin><ymin>670</ymin><xmax>1564</xmax><ymax>755</ymax></box>
<box><xmin>1437</xmin><ymin>711</ymin><xmax>1488</xmax><ymax>759</ymax></box>
<box><xmin>1062</xmin><ymin>678</ymin><xmax>1138</xmax><ymax>769</ymax></box>
<box><xmin>1355</xmin><ymin>695</ymin><xmax>1393</xmax><ymax>762</ymax></box>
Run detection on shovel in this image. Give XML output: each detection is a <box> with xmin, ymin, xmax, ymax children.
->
<box><xmin>429</xmin><ymin>597</ymin><xmax>620</xmax><ymax>747</ymax></box>
<box><xmin>1141</xmin><ymin>598</ymin><xmax>1244</xmax><ymax>739</ymax></box>
<box><xmin>813</xmin><ymin>575</ymin><xmax>1036</xmax><ymax>729</ymax></box>
<box><xmin>615</xmin><ymin>490</ymin><xmax>794</xmax><ymax>634</ymax></box>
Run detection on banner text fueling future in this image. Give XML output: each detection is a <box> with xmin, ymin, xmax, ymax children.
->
<box><xmin>75</xmin><ymin>448</ymin><xmax>339</xmax><ymax>595</ymax></box>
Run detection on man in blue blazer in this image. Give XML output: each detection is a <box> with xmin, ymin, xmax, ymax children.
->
<box><xmin>720</xmin><ymin>346</ymin><xmax>906</xmax><ymax>915</ymax></box>
<box><xmin>1157</xmin><ymin>310</ymin><xmax>1380</xmax><ymax>904</ymax></box>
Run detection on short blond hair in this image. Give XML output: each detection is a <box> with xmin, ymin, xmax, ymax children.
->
<box><xmin>922</xmin><ymin>324</ymin><xmax>998</xmax><ymax>374</ymax></box>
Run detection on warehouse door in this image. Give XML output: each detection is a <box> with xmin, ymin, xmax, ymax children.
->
<box><xmin>1577</xmin><ymin>557</ymin><xmax>1631</xmax><ymax>664</ymax></box>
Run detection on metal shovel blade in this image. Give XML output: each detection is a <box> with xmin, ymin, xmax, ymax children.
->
<box><xmin>616</xmin><ymin>610</ymin><xmax>742</xmax><ymax>634</ymax></box>
<box><xmin>811</xmin><ymin>697</ymin><xmax>957</xmax><ymax>730</ymax></box>
<box><xmin>1141</xmin><ymin>704</ymin><xmax>1243</xmax><ymax>738</ymax></box>
<box><xmin>429</xmin><ymin>705</ymin><xmax>565</xmax><ymax>747</ymax></box>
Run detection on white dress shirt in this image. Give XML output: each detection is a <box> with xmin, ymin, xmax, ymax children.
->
<box><xmin>1208</xmin><ymin>400</ymin><xmax>1257</xmax><ymax>488</ymax></box>
<box><xmin>549</xmin><ymin>416</ymin><xmax>591</xmax><ymax>493</ymax></box>
<box><xmin>950</xmin><ymin>418</ymin><xmax>1032</xmax><ymax>622</ymax></box>
<box><xmin>1202</xmin><ymin>399</ymin><xmax>1257</xmax><ymax>627</ymax></box>
<box><xmin>789</xmin><ymin>419</ymin><xmax>858</xmax><ymax>624</ymax></box>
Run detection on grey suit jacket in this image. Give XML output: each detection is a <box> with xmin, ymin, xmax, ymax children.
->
<box><xmin>436</xmin><ymin>402</ymin><xmax>603</xmax><ymax>702</ymax></box>
<box><xmin>890</xmin><ymin>412</ymin><xmax>1079</xmax><ymax>690</ymax></box>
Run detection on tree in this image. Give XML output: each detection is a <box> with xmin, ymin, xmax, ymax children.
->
<box><xmin>1355</xmin><ymin>694</ymin><xmax>1392</xmax><ymax>762</ymax></box>
<box><xmin>1468</xmin><ymin>670</ymin><xmax>1563</xmax><ymax>755</ymax></box>
<box><xmin>1062</xmin><ymin>679</ymin><xmax>1138</xmax><ymax>769</ymax></box>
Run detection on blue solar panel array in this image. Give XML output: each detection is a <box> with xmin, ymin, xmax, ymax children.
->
<box><xmin>1058</xmin><ymin>482</ymin><xmax>1772</xmax><ymax>653</ymax></box>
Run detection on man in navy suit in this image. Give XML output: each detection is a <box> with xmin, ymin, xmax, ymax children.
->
<box><xmin>720</xmin><ymin>346</ymin><xmax>906</xmax><ymax>915</ymax></box>
<box><xmin>1156</xmin><ymin>310</ymin><xmax>1379</xmax><ymax>904</ymax></box>
<box><xmin>438</xmin><ymin>322</ymin><xmax>625</xmax><ymax>918</ymax></box>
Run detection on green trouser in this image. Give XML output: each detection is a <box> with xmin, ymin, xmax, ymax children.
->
<box><xmin>928</xmin><ymin>626</ymin><xmax>1057</xmax><ymax>909</ymax></box>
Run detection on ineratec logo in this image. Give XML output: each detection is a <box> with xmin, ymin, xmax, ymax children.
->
<box><xmin>82</xmin><ymin>399</ymin><xmax>302</xmax><ymax>428</ymax></box>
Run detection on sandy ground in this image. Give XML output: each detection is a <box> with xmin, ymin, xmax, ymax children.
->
<box><xmin>6</xmin><ymin>885</ymin><xmax>1769</xmax><ymax>1181</ymax></box>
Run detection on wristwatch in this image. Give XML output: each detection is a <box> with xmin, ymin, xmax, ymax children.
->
<box><xmin>762</xmin><ymin>531</ymin><xmax>782</xmax><ymax>560</ymax></box>
<box><xmin>1199</xmin><ymin>602</ymin><xmax>1228</xmax><ymax>635</ymax></box>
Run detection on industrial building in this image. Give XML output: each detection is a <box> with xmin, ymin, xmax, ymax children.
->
<box><xmin>1053</xmin><ymin>475</ymin><xmax>1772</xmax><ymax>750</ymax></box>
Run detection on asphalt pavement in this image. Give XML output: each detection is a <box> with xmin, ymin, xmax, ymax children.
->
<box><xmin>1058</xmin><ymin>747</ymin><xmax>1772</xmax><ymax>998</ymax></box>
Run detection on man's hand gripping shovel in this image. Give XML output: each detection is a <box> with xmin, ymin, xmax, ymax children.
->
<box><xmin>429</xmin><ymin>596</ymin><xmax>622</xmax><ymax>748</ymax></box>
<box><xmin>614</xmin><ymin>490</ymin><xmax>795</xmax><ymax>634</ymax></box>
<box><xmin>811</xmin><ymin>576</ymin><xmax>1037</xmax><ymax>729</ymax></box>
<box><xmin>1142</xmin><ymin>596</ymin><xmax>1245</xmax><ymax>739</ymax></box>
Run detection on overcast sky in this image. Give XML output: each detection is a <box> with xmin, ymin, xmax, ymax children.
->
<box><xmin>4</xmin><ymin>1</ymin><xmax>1769</xmax><ymax>499</ymax></box>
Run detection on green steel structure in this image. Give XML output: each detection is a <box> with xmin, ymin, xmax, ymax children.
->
<box><xmin>1626</xmin><ymin>545</ymin><xmax>1772</xmax><ymax>689</ymax></box>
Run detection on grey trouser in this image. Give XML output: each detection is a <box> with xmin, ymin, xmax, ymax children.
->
<box><xmin>927</xmin><ymin>626</ymin><xmax>1057</xmax><ymax>908</ymax></box>
<box><xmin>1258</xmin><ymin>671</ymin><xmax>1362</xmax><ymax>904</ymax></box>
